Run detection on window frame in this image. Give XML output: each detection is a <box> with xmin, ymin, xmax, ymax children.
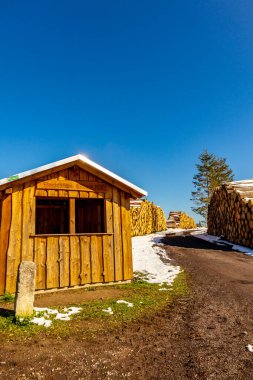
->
<box><xmin>34</xmin><ymin>197</ymin><xmax>107</xmax><ymax>236</ymax></box>
<box><xmin>35</xmin><ymin>197</ymin><xmax>70</xmax><ymax>235</ymax></box>
<box><xmin>75</xmin><ymin>198</ymin><xmax>106</xmax><ymax>234</ymax></box>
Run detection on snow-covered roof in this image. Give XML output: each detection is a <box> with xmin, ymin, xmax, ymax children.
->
<box><xmin>0</xmin><ymin>154</ymin><xmax>148</xmax><ymax>198</ymax></box>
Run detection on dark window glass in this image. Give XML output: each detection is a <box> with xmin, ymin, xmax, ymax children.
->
<box><xmin>76</xmin><ymin>199</ymin><xmax>105</xmax><ymax>233</ymax></box>
<box><xmin>36</xmin><ymin>198</ymin><xmax>69</xmax><ymax>234</ymax></box>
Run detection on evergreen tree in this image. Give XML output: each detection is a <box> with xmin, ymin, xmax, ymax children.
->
<box><xmin>191</xmin><ymin>150</ymin><xmax>234</xmax><ymax>220</ymax></box>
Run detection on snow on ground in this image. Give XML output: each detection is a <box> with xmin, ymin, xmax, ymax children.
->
<box><xmin>135</xmin><ymin>226</ymin><xmax>253</xmax><ymax>278</ymax></box>
<box><xmin>192</xmin><ymin>229</ymin><xmax>253</xmax><ymax>256</ymax></box>
<box><xmin>102</xmin><ymin>301</ymin><xmax>134</xmax><ymax>316</ymax></box>
<box><xmin>247</xmin><ymin>344</ymin><xmax>253</xmax><ymax>353</ymax></box>
<box><xmin>102</xmin><ymin>307</ymin><xmax>114</xmax><ymax>315</ymax></box>
<box><xmin>31</xmin><ymin>230</ymin><xmax>182</xmax><ymax>325</ymax></box>
<box><xmin>132</xmin><ymin>231</ymin><xmax>181</xmax><ymax>285</ymax></box>
<box><xmin>31</xmin><ymin>306</ymin><xmax>82</xmax><ymax>327</ymax></box>
<box><xmin>116</xmin><ymin>300</ymin><xmax>133</xmax><ymax>307</ymax></box>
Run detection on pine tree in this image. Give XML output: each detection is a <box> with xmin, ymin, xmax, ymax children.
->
<box><xmin>191</xmin><ymin>150</ymin><xmax>234</xmax><ymax>220</ymax></box>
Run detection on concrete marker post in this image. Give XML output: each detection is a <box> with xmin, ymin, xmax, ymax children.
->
<box><xmin>15</xmin><ymin>261</ymin><xmax>36</xmax><ymax>318</ymax></box>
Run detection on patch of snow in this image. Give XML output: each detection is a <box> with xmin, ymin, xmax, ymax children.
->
<box><xmin>32</xmin><ymin>306</ymin><xmax>82</xmax><ymax>327</ymax></box>
<box><xmin>43</xmin><ymin>319</ymin><xmax>52</xmax><ymax>328</ymax></box>
<box><xmin>34</xmin><ymin>307</ymin><xmax>58</xmax><ymax>315</ymax></box>
<box><xmin>247</xmin><ymin>344</ymin><xmax>253</xmax><ymax>353</ymax></box>
<box><xmin>55</xmin><ymin>313</ymin><xmax>71</xmax><ymax>321</ymax></box>
<box><xmin>116</xmin><ymin>300</ymin><xmax>133</xmax><ymax>307</ymax></box>
<box><xmin>31</xmin><ymin>316</ymin><xmax>52</xmax><ymax>327</ymax></box>
<box><xmin>102</xmin><ymin>307</ymin><xmax>113</xmax><ymax>315</ymax></box>
<box><xmin>132</xmin><ymin>231</ymin><xmax>181</xmax><ymax>285</ymax></box>
<box><xmin>63</xmin><ymin>306</ymin><xmax>82</xmax><ymax>315</ymax></box>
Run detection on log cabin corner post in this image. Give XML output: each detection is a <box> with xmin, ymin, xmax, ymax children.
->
<box><xmin>0</xmin><ymin>193</ymin><xmax>12</xmax><ymax>295</ymax></box>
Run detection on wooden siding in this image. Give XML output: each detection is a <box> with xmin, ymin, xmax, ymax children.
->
<box><xmin>0</xmin><ymin>165</ymin><xmax>133</xmax><ymax>294</ymax></box>
<box><xmin>0</xmin><ymin>194</ymin><xmax>12</xmax><ymax>294</ymax></box>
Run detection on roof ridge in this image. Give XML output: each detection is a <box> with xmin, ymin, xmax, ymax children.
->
<box><xmin>0</xmin><ymin>154</ymin><xmax>147</xmax><ymax>198</ymax></box>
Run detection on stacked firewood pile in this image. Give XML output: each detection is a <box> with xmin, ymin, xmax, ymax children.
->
<box><xmin>131</xmin><ymin>199</ymin><xmax>167</xmax><ymax>236</ymax></box>
<box><xmin>178</xmin><ymin>212</ymin><xmax>196</xmax><ymax>229</ymax></box>
<box><xmin>167</xmin><ymin>211</ymin><xmax>196</xmax><ymax>229</ymax></box>
<box><xmin>168</xmin><ymin>211</ymin><xmax>181</xmax><ymax>226</ymax></box>
<box><xmin>208</xmin><ymin>180</ymin><xmax>253</xmax><ymax>248</ymax></box>
<box><xmin>167</xmin><ymin>217</ymin><xmax>176</xmax><ymax>228</ymax></box>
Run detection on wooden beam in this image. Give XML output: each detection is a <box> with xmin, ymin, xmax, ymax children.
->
<box><xmin>69</xmin><ymin>198</ymin><xmax>75</xmax><ymax>234</ymax></box>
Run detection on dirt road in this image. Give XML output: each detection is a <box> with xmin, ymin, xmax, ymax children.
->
<box><xmin>1</xmin><ymin>235</ymin><xmax>253</xmax><ymax>379</ymax></box>
<box><xmin>161</xmin><ymin>234</ymin><xmax>253</xmax><ymax>379</ymax></box>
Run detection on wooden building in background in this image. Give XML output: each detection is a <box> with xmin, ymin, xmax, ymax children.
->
<box><xmin>0</xmin><ymin>155</ymin><xmax>147</xmax><ymax>295</ymax></box>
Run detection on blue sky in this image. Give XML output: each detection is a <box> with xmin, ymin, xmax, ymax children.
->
<box><xmin>0</xmin><ymin>1</ymin><xmax>253</xmax><ymax>221</ymax></box>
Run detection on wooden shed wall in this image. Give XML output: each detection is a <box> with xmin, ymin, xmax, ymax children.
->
<box><xmin>0</xmin><ymin>166</ymin><xmax>132</xmax><ymax>295</ymax></box>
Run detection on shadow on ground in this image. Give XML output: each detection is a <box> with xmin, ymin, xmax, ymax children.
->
<box><xmin>162</xmin><ymin>235</ymin><xmax>233</xmax><ymax>251</ymax></box>
<box><xmin>0</xmin><ymin>308</ymin><xmax>14</xmax><ymax>318</ymax></box>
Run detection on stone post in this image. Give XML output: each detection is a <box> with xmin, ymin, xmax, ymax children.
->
<box><xmin>15</xmin><ymin>261</ymin><xmax>36</xmax><ymax>318</ymax></box>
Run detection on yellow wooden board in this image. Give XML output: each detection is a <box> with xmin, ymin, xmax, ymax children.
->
<box><xmin>125</xmin><ymin>196</ymin><xmax>133</xmax><ymax>279</ymax></box>
<box><xmin>103</xmin><ymin>235</ymin><xmax>114</xmax><ymax>282</ymax></box>
<box><xmin>80</xmin><ymin>236</ymin><xmax>91</xmax><ymax>284</ymax></box>
<box><xmin>35</xmin><ymin>189</ymin><xmax>48</xmax><ymax>197</ymax></box>
<box><xmin>34</xmin><ymin>237</ymin><xmax>47</xmax><ymax>290</ymax></box>
<box><xmin>97</xmin><ymin>236</ymin><xmax>103</xmax><ymax>282</ymax></box>
<box><xmin>91</xmin><ymin>236</ymin><xmax>102</xmax><ymax>283</ymax></box>
<box><xmin>69</xmin><ymin>198</ymin><xmax>75</xmax><ymax>234</ymax></box>
<box><xmin>5</xmin><ymin>186</ymin><xmax>23</xmax><ymax>293</ymax></box>
<box><xmin>46</xmin><ymin>237</ymin><xmax>59</xmax><ymax>289</ymax></box>
<box><xmin>113</xmin><ymin>188</ymin><xmax>123</xmax><ymax>281</ymax></box>
<box><xmin>22</xmin><ymin>181</ymin><xmax>35</xmax><ymax>261</ymax></box>
<box><xmin>70</xmin><ymin>236</ymin><xmax>81</xmax><ymax>286</ymax></box>
<box><xmin>59</xmin><ymin>236</ymin><xmax>70</xmax><ymax>287</ymax></box>
<box><xmin>0</xmin><ymin>195</ymin><xmax>12</xmax><ymax>294</ymax></box>
<box><xmin>121</xmin><ymin>192</ymin><xmax>133</xmax><ymax>280</ymax></box>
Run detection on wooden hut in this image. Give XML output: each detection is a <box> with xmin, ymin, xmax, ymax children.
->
<box><xmin>0</xmin><ymin>155</ymin><xmax>147</xmax><ymax>295</ymax></box>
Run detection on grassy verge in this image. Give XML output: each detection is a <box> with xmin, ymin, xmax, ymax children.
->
<box><xmin>0</xmin><ymin>271</ymin><xmax>188</xmax><ymax>341</ymax></box>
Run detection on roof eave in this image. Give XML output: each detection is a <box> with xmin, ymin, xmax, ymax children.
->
<box><xmin>0</xmin><ymin>155</ymin><xmax>148</xmax><ymax>198</ymax></box>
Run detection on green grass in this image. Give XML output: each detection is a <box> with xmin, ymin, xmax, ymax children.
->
<box><xmin>0</xmin><ymin>271</ymin><xmax>188</xmax><ymax>341</ymax></box>
<box><xmin>0</xmin><ymin>292</ymin><xmax>15</xmax><ymax>303</ymax></box>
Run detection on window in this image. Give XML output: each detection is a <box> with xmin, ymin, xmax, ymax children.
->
<box><xmin>35</xmin><ymin>198</ymin><xmax>105</xmax><ymax>235</ymax></box>
<box><xmin>75</xmin><ymin>199</ymin><xmax>105</xmax><ymax>233</ymax></box>
<box><xmin>36</xmin><ymin>198</ymin><xmax>69</xmax><ymax>234</ymax></box>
